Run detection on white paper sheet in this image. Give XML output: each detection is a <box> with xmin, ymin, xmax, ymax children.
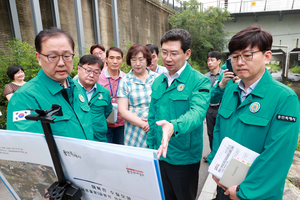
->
<box><xmin>208</xmin><ymin>137</ymin><xmax>259</xmax><ymax>179</ymax></box>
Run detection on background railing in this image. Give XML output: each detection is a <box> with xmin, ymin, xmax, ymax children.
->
<box><xmin>155</xmin><ymin>0</ymin><xmax>184</xmax><ymax>12</ymax></box>
<box><xmin>200</xmin><ymin>0</ymin><xmax>300</xmax><ymax>13</ymax></box>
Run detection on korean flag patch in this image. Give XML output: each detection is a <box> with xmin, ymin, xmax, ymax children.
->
<box><xmin>13</xmin><ymin>110</ymin><xmax>31</xmax><ymax>122</ymax></box>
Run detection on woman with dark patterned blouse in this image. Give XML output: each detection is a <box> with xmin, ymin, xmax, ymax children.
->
<box><xmin>4</xmin><ymin>65</ymin><xmax>26</xmax><ymax>101</ymax></box>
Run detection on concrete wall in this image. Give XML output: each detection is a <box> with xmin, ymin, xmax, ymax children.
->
<box><xmin>0</xmin><ymin>0</ymin><xmax>174</xmax><ymax>56</ymax></box>
<box><xmin>0</xmin><ymin>0</ymin><xmax>12</xmax><ymax>50</ymax></box>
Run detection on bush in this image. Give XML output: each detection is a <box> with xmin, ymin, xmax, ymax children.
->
<box><xmin>266</xmin><ymin>64</ymin><xmax>281</xmax><ymax>72</ymax></box>
<box><xmin>291</xmin><ymin>65</ymin><xmax>300</xmax><ymax>73</ymax></box>
<box><xmin>0</xmin><ymin>39</ymin><xmax>80</xmax><ymax>129</ymax></box>
<box><xmin>189</xmin><ymin>59</ymin><xmax>207</xmax><ymax>74</ymax></box>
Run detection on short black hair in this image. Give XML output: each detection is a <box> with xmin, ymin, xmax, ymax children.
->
<box><xmin>207</xmin><ymin>51</ymin><xmax>222</xmax><ymax>60</ymax></box>
<box><xmin>145</xmin><ymin>44</ymin><xmax>159</xmax><ymax>55</ymax></box>
<box><xmin>229</xmin><ymin>24</ymin><xmax>273</xmax><ymax>54</ymax></box>
<box><xmin>106</xmin><ymin>47</ymin><xmax>123</xmax><ymax>58</ymax></box>
<box><xmin>90</xmin><ymin>44</ymin><xmax>105</xmax><ymax>54</ymax></box>
<box><xmin>7</xmin><ymin>65</ymin><xmax>24</xmax><ymax>80</ymax></box>
<box><xmin>78</xmin><ymin>55</ymin><xmax>104</xmax><ymax>70</ymax></box>
<box><xmin>35</xmin><ymin>27</ymin><xmax>75</xmax><ymax>53</ymax></box>
<box><xmin>160</xmin><ymin>29</ymin><xmax>191</xmax><ymax>53</ymax></box>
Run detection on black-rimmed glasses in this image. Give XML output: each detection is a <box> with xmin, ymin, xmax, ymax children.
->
<box><xmin>231</xmin><ymin>51</ymin><xmax>264</xmax><ymax>63</ymax></box>
<box><xmin>80</xmin><ymin>65</ymin><xmax>100</xmax><ymax>75</ymax></box>
<box><xmin>39</xmin><ymin>53</ymin><xmax>75</xmax><ymax>63</ymax></box>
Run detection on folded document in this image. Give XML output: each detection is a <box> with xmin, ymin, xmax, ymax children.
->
<box><xmin>208</xmin><ymin>137</ymin><xmax>260</xmax><ymax>188</ymax></box>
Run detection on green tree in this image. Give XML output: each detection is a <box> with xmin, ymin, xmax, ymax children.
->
<box><xmin>170</xmin><ymin>0</ymin><xmax>231</xmax><ymax>73</ymax></box>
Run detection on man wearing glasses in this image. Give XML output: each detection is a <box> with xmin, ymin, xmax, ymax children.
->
<box><xmin>77</xmin><ymin>55</ymin><xmax>112</xmax><ymax>142</ymax></box>
<box><xmin>147</xmin><ymin>29</ymin><xmax>211</xmax><ymax>200</ymax></box>
<box><xmin>7</xmin><ymin>27</ymin><xmax>94</xmax><ymax>141</ymax></box>
<box><xmin>207</xmin><ymin>25</ymin><xmax>300</xmax><ymax>200</ymax></box>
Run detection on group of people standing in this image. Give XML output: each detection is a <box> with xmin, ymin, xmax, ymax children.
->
<box><xmin>4</xmin><ymin>24</ymin><xmax>300</xmax><ymax>200</ymax></box>
<box><xmin>75</xmin><ymin>42</ymin><xmax>165</xmax><ymax>147</ymax></box>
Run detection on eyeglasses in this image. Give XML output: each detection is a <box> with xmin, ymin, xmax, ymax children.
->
<box><xmin>93</xmin><ymin>51</ymin><xmax>105</xmax><ymax>56</ymax></box>
<box><xmin>161</xmin><ymin>51</ymin><xmax>182</xmax><ymax>59</ymax></box>
<box><xmin>80</xmin><ymin>65</ymin><xmax>100</xmax><ymax>75</ymax></box>
<box><xmin>40</xmin><ymin>53</ymin><xmax>74</xmax><ymax>63</ymax></box>
<box><xmin>231</xmin><ymin>51</ymin><xmax>264</xmax><ymax>63</ymax></box>
<box><xmin>131</xmin><ymin>57</ymin><xmax>145</xmax><ymax>63</ymax></box>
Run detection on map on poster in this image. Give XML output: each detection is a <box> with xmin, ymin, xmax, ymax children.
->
<box><xmin>0</xmin><ymin>130</ymin><xmax>164</xmax><ymax>200</ymax></box>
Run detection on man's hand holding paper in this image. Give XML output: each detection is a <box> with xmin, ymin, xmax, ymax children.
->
<box><xmin>212</xmin><ymin>175</ymin><xmax>227</xmax><ymax>191</ymax></box>
<box><xmin>224</xmin><ymin>185</ymin><xmax>239</xmax><ymax>200</ymax></box>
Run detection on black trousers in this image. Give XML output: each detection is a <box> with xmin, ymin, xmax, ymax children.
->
<box><xmin>206</xmin><ymin>106</ymin><xmax>219</xmax><ymax>151</ymax></box>
<box><xmin>159</xmin><ymin>160</ymin><xmax>200</xmax><ymax>200</ymax></box>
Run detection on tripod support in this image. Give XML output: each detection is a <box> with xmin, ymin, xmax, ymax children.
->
<box><xmin>26</xmin><ymin>104</ymin><xmax>82</xmax><ymax>200</ymax></box>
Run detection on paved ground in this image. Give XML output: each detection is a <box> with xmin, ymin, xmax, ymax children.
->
<box><xmin>196</xmin><ymin>120</ymin><xmax>211</xmax><ymax>199</ymax></box>
<box><xmin>0</xmin><ymin>179</ymin><xmax>14</xmax><ymax>200</ymax></box>
<box><xmin>0</xmin><ymin>121</ymin><xmax>211</xmax><ymax>200</ymax></box>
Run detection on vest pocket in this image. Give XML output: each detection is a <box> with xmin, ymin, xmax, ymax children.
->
<box><xmin>169</xmin><ymin>93</ymin><xmax>189</xmax><ymax>116</ymax></box>
<box><xmin>54</xmin><ymin>110</ymin><xmax>73</xmax><ymax>121</ymax></box>
<box><xmin>93</xmin><ymin>100</ymin><xmax>108</xmax><ymax>107</ymax></box>
<box><xmin>53</xmin><ymin>110</ymin><xmax>73</xmax><ymax>137</ymax></box>
<box><xmin>92</xmin><ymin>100</ymin><xmax>108</xmax><ymax>113</ymax></box>
<box><xmin>218</xmin><ymin>107</ymin><xmax>234</xmax><ymax>119</ymax></box>
<box><xmin>239</xmin><ymin>114</ymin><xmax>270</xmax><ymax>127</ymax></box>
<box><xmin>80</xmin><ymin>104</ymin><xmax>90</xmax><ymax>112</ymax></box>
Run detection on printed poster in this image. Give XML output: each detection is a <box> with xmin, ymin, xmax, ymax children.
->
<box><xmin>0</xmin><ymin>130</ymin><xmax>164</xmax><ymax>200</ymax></box>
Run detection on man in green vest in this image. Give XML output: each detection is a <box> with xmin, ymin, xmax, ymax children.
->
<box><xmin>147</xmin><ymin>29</ymin><xmax>211</xmax><ymax>200</ymax></box>
<box><xmin>77</xmin><ymin>55</ymin><xmax>112</xmax><ymax>142</ymax></box>
<box><xmin>7</xmin><ymin>27</ymin><xmax>94</xmax><ymax>141</ymax></box>
<box><xmin>207</xmin><ymin>24</ymin><xmax>300</xmax><ymax>200</ymax></box>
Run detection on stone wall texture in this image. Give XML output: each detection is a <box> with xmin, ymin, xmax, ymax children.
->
<box><xmin>0</xmin><ymin>0</ymin><xmax>174</xmax><ymax>55</ymax></box>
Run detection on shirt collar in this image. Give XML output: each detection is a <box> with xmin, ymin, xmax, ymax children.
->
<box><xmin>207</xmin><ymin>67</ymin><xmax>223</xmax><ymax>77</ymax></box>
<box><xmin>238</xmin><ymin>76</ymin><xmax>262</xmax><ymax>93</ymax></box>
<box><xmin>38</xmin><ymin>69</ymin><xmax>74</xmax><ymax>95</ymax></box>
<box><xmin>78</xmin><ymin>79</ymin><xmax>97</xmax><ymax>92</ymax></box>
<box><xmin>105</xmin><ymin>67</ymin><xmax>122</xmax><ymax>78</ymax></box>
<box><xmin>56</xmin><ymin>77</ymin><xmax>71</xmax><ymax>88</ymax></box>
<box><xmin>249</xmin><ymin>68</ymin><xmax>271</xmax><ymax>98</ymax></box>
<box><xmin>155</xmin><ymin>65</ymin><xmax>160</xmax><ymax>73</ymax></box>
<box><xmin>155</xmin><ymin>65</ymin><xmax>163</xmax><ymax>73</ymax></box>
<box><xmin>128</xmin><ymin>68</ymin><xmax>156</xmax><ymax>80</ymax></box>
<box><xmin>163</xmin><ymin>61</ymin><xmax>187</xmax><ymax>79</ymax></box>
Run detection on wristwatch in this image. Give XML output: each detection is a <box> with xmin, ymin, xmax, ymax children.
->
<box><xmin>236</xmin><ymin>185</ymin><xmax>240</xmax><ymax>192</ymax></box>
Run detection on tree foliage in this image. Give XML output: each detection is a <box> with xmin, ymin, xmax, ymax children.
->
<box><xmin>170</xmin><ymin>0</ymin><xmax>231</xmax><ymax>73</ymax></box>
